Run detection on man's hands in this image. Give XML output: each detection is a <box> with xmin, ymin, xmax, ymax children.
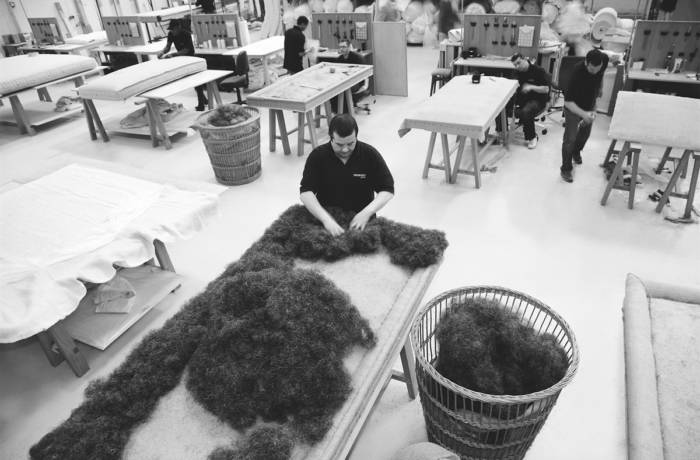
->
<box><xmin>349</xmin><ymin>209</ymin><xmax>372</xmax><ymax>231</ymax></box>
<box><xmin>322</xmin><ymin>217</ymin><xmax>345</xmax><ymax>236</ymax></box>
<box><xmin>581</xmin><ymin>111</ymin><xmax>596</xmax><ymax>125</ymax></box>
<box><xmin>321</xmin><ymin>210</ymin><xmax>371</xmax><ymax>236</ymax></box>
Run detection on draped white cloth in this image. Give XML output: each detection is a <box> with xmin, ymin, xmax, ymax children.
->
<box><xmin>0</xmin><ymin>165</ymin><xmax>221</xmax><ymax>343</ymax></box>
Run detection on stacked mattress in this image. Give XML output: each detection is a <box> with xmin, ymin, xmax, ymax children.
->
<box><xmin>0</xmin><ymin>53</ymin><xmax>97</xmax><ymax>97</ymax></box>
<box><xmin>78</xmin><ymin>56</ymin><xmax>207</xmax><ymax>101</ymax></box>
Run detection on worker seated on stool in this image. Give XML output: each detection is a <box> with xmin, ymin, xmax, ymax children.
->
<box><xmin>495</xmin><ymin>53</ymin><xmax>551</xmax><ymax>149</ymax></box>
<box><xmin>330</xmin><ymin>39</ymin><xmax>370</xmax><ymax>114</ymax></box>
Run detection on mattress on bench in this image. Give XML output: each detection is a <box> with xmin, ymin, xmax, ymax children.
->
<box><xmin>78</xmin><ymin>56</ymin><xmax>207</xmax><ymax>101</ymax></box>
<box><xmin>65</xmin><ymin>30</ymin><xmax>108</xmax><ymax>45</ymax></box>
<box><xmin>0</xmin><ymin>54</ymin><xmax>97</xmax><ymax>97</ymax></box>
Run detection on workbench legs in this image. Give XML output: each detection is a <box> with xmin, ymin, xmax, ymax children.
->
<box><xmin>389</xmin><ymin>338</ymin><xmax>418</xmax><ymax>400</ymax></box>
<box><xmin>8</xmin><ymin>95</ymin><xmax>35</xmax><ymax>136</ymax></box>
<box><xmin>82</xmin><ymin>99</ymin><xmax>109</xmax><ymax>142</ymax></box>
<box><xmin>423</xmin><ymin>132</ymin><xmax>490</xmax><ymax>188</ymax></box>
<box><xmin>37</xmin><ymin>322</ymin><xmax>90</xmax><ymax>377</ymax></box>
<box><xmin>654</xmin><ymin>149</ymin><xmax>696</xmax><ymax>215</ymax></box>
<box><xmin>268</xmin><ymin>107</ymin><xmax>326</xmax><ymax>156</ymax></box>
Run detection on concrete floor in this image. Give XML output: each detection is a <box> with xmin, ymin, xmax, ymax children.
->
<box><xmin>0</xmin><ymin>45</ymin><xmax>698</xmax><ymax>460</ymax></box>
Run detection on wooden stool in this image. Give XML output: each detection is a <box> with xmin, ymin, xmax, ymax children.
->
<box><xmin>601</xmin><ymin>140</ymin><xmax>642</xmax><ymax>209</ymax></box>
<box><xmin>430</xmin><ymin>68</ymin><xmax>452</xmax><ymax>96</ymax></box>
<box><xmin>655</xmin><ymin>150</ymin><xmax>699</xmax><ymax>219</ymax></box>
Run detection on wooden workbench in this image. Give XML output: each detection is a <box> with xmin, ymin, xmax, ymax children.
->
<box><xmin>246</xmin><ymin>62</ymin><xmax>373</xmax><ymax>156</ymax></box>
<box><xmin>398</xmin><ymin>75</ymin><xmax>518</xmax><ymax>187</ymax></box>
<box><xmin>601</xmin><ymin>91</ymin><xmax>700</xmax><ymax>219</ymax></box>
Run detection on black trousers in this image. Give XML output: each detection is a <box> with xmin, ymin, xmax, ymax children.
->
<box><xmin>561</xmin><ymin>107</ymin><xmax>592</xmax><ymax>172</ymax></box>
<box><xmin>495</xmin><ymin>95</ymin><xmax>545</xmax><ymax>141</ymax></box>
<box><xmin>195</xmin><ymin>85</ymin><xmax>207</xmax><ymax>105</ymax></box>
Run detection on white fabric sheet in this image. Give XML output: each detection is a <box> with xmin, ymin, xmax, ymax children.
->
<box><xmin>0</xmin><ymin>165</ymin><xmax>221</xmax><ymax>343</ymax></box>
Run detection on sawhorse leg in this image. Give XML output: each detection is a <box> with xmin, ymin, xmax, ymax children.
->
<box><xmin>656</xmin><ymin>150</ymin><xmax>692</xmax><ymax>213</ymax></box>
<box><xmin>655</xmin><ymin>147</ymin><xmax>673</xmax><ymax>174</ymax></box>
<box><xmin>297</xmin><ymin>112</ymin><xmax>306</xmax><ymax>156</ymax></box>
<box><xmin>440</xmin><ymin>134</ymin><xmax>452</xmax><ymax>183</ymax></box>
<box><xmin>681</xmin><ymin>153</ymin><xmax>700</xmax><ymax>220</ymax></box>
<box><xmin>450</xmin><ymin>136</ymin><xmax>468</xmax><ymax>184</ymax></box>
<box><xmin>269</xmin><ymin>108</ymin><xmax>277</xmax><ymax>152</ymax></box>
<box><xmin>390</xmin><ymin>338</ymin><xmax>418</xmax><ymax>400</ymax></box>
<box><xmin>422</xmin><ymin>132</ymin><xmax>437</xmax><ymax>179</ymax></box>
<box><xmin>208</xmin><ymin>81</ymin><xmax>223</xmax><ymax>107</ymax></box>
<box><xmin>603</xmin><ymin>139</ymin><xmax>617</xmax><ymax>165</ymax></box>
<box><xmin>305</xmin><ymin>111</ymin><xmax>318</xmax><ymax>149</ymax></box>
<box><xmin>84</xmin><ymin>99</ymin><xmax>109</xmax><ymax>142</ymax></box>
<box><xmin>601</xmin><ymin>141</ymin><xmax>630</xmax><ymax>206</ymax></box>
<box><xmin>275</xmin><ymin>110</ymin><xmax>291</xmax><ymax>155</ymax></box>
<box><xmin>36</xmin><ymin>322</ymin><xmax>89</xmax><ymax>377</ymax></box>
<box><xmin>147</xmin><ymin>98</ymin><xmax>172</xmax><ymax>150</ymax></box>
<box><xmin>9</xmin><ymin>95</ymin><xmax>34</xmax><ymax>135</ymax></box>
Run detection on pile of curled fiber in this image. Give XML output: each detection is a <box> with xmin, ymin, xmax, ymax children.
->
<box><xmin>246</xmin><ymin>205</ymin><xmax>448</xmax><ymax>269</ymax></box>
<box><xmin>436</xmin><ymin>298</ymin><xmax>569</xmax><ymax>397</ymax></box>
<box><xmin>30</xmin><ymin>205</ymin><xmax>448</xmax><ymax>460</ymax></box>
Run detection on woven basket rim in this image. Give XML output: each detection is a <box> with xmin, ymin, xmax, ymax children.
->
<box><xmin>192</xmin><ymin>105</ymin><xmax>260</xmax><ymax>132</ymax></box>
<box><xmin>410</xmin><ymin>285</ymin><xmax>580</xmax><ymax>404</ymax></box>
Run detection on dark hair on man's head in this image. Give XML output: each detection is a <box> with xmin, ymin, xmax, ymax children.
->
<box><xmin>329</xmin><ymin>114</ymin><xmax>358</xmax><ymax>138</ymax></box>
<box><xmin>510</xmin><ymin>52</ymin><xmax>525</xmax><ymax>62</ymax></box>
<box><xmin>586</xmin><ymin>48</ymin><xmax>604</xmax><ymax>66</ymax></box>
<box><xmin>297</xmin><ymin>16</ymin><xmax>309</xmax><ymax>26</ymax></box>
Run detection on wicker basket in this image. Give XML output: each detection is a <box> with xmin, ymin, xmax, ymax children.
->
<box><xmin>410</xmin><ymin>286</ymin><xmax>580</xmax><ymax>460</ymax></box>
<box><xmin>192</xmin><ymin>105</ymin><xmax>261</xmax><ymax>186</ymax></box>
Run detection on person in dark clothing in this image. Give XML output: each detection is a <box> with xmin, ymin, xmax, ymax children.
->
<box><xmin>330</xmin><ymin>39</ymin><xmax>370</xmax><ymax>113</ymax></box>
<box><xmin>300</xmin><ymin>114</ymin><xmax>394</xmax><ymax>236</ymax></box>
<box><xmin>495</xmin><ymin>53</ymin><xmax>551</xmax><ymax>149</ymax></box>
<box><xmin>195</xmin><ymin>0</ymin><xmax>216</xmax><ymax>14</ymax></box>
<box><xmin>283</xmin><ymin>16</ymin><xmax>309</xmax><ymax>75</ymax></box>
<box><xmin>437</xmin><ymin>0</ymin><xmax>460</xmax><ymax>42</ymax></box>
<box><xmin>158</xmin><ymin>19</ymin><xmax>208</xmax><ymax>111</ymax></box>
<box><xmin>560</xmin><ymin>48</ymin><xmax>609</xmax><ymax>182</ymax></box>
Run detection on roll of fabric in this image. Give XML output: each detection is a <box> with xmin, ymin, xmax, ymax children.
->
<box><xmin>617</xmin><ymin>18</ymin><xmax>634</xmax><ymax>32</ymax></box>
<box><xmin>591</xmin><ymin>7</ymin><xmax>617</xmax><ymax>41</ymax></box>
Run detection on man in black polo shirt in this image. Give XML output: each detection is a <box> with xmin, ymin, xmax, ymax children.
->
<box><xmin>560</xmin><ymin>48</ymin><xmax>609</xmax><ymax>183</ymax></box>
<box><xmin>300</xmin><ymin>114</ymin><xmax>394</xmax><ymax>236</ymax></box>
<box><xmin>283</xmin><ymin>16</ymin><xmax>309</xmax><ymax>75</ymax></box>
<box><xmin>495</xmin><ymin>53</ymin><xmax>551</xmax><ymax>149</ymax></box>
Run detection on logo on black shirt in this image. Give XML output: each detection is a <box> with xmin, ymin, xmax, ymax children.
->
<box><xmin>353</xmin><ymin>174</ymin><xmax>367</xmax><ymax>179</ymax></box>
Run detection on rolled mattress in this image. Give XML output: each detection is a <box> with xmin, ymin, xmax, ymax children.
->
<box><xmin>78</xmin><ymin>56</ymin><xmax>206</xmax><ymax>101</ymax></box>
<box><xmin>0</xmin><ymin>53</ymin><xmax>97</xmax><ymax>97</ymax></box>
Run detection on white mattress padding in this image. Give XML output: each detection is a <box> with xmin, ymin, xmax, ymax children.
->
<box><xmin>78</xmin><ymin>56</ymin><xmax>207</xmax><ymax>101</ymax></box>
<box><xmin>65</xmin><ymin>30</ymin><xmax>108</xmax><ymax>45</ymax></box>
<box><xmin>0</xmin><ymin>53</ymin><xmax>97</xmax><ymax>96</ymax></box>
<box><xmin>0</xmin><ymin>164</ymin><xmax>221</xmax><ymax>343</ymax></box>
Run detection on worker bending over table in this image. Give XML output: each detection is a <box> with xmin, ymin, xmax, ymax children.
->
<box><xmin>300</xmin><ymin>114</ymin><xmax>395</xmax><ymax>236</ymax></box>
<box><xmin>284</xmin><ymin>16</ymin><xmax>310</xmax><ymax>75</ymax></box>
<box><xmin>495</xmin><ymin>53</ymin><xmax>551</xmax><ymax>149</ymax></box>
<box><xmin>158</xmin><ymin>18</ymin><xmax>208</xmax><ymax>111</ymax></box>
<box><xmin>560</xmin><ymin>48</ymin><xmax>609</xmax><ymax>183</ymax></box>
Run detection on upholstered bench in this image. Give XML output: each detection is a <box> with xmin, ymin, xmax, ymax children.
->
<box><xmin>77</xmin><ymin>56</ymin><xmax>214</xmax><ymax>147</ymax></box>
<box><xmin>0</xmin><ymin>54</ymin><xmax>98</xmax><ymax>135</ymax></box>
